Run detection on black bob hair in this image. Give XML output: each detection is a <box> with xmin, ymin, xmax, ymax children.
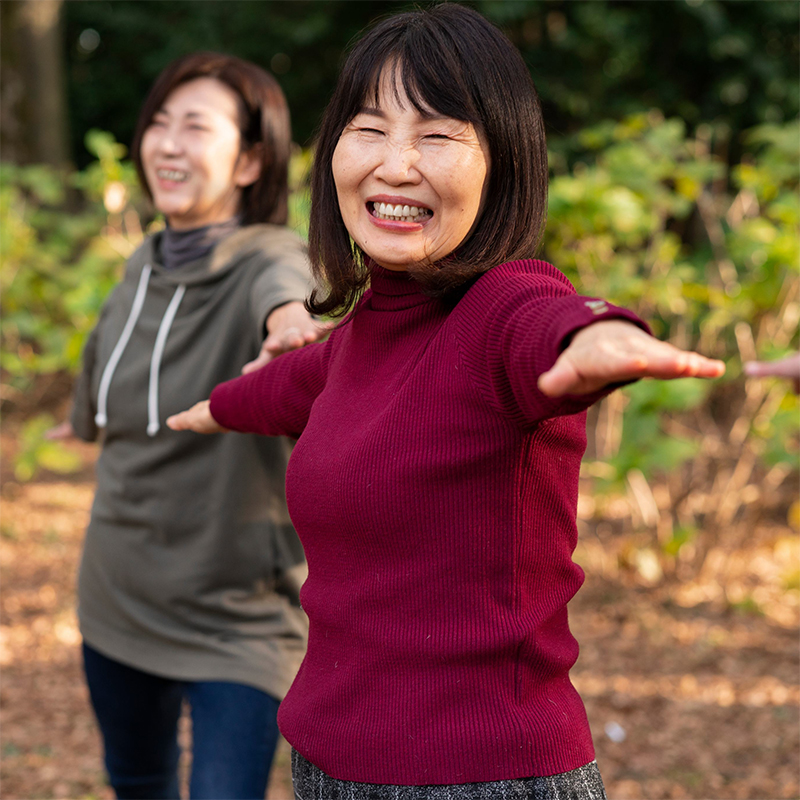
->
<box><xmin>307</xmin><ymin>3</ymin><xmax>548</xmax><ymax>318</ymax></box>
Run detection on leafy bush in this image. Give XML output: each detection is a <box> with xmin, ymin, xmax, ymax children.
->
<box><xmin>543</xmin><ymin>114</ymin><xmax>799</xmax><ymax>572</ymax></box>
<box><xmin>1</xmin><ymin>130</ymin><xmax>143</xmax><ymax>402</ymax></box>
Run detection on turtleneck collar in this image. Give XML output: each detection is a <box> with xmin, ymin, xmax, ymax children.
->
<box><xmin>159</xmin><ymin>216</ymin><xmax>242</xmax><ymax>270</ymax></box>
<box><xmin>368</xmin><ymin>264</ymin><xmax>433</xmax><ymax>311</ymax></box>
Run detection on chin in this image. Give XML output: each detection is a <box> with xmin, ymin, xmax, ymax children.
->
<box><xmin>154</xmin><ymin>201</ymin><xmax>189</xmax><ymax>220</ymax></box>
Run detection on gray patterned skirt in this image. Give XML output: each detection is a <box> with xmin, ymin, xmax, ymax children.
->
<box><xmin>291</xmin><ymin>750</ymin><xmax>607</xmax><ymax>800</ymax></box>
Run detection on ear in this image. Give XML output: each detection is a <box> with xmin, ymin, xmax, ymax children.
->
<box><xmin>235</xmin><ymin>144</ymin><xmax>263</xmax><ymax>188</ymax></box>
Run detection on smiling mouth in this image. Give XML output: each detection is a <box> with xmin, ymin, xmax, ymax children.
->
<box><xmin>156</xmin><ymin>168</ymin><xmax>189</xmax><ymax>182</ymax></box>
<box><xmin>369</xmin><ymin>201</ymin><xmax>432</xmax><ymax>223</ymax></box>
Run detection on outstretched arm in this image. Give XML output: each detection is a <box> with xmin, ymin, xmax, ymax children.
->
<box><xmin>168</xmin><ymin>334</ymin><xmax>332</xmax><ymax>438</ymax></box>
<box><xmin>538</xmin><ymin>320</ymin><xmax>726</xmax><ymax>397</ymax></box>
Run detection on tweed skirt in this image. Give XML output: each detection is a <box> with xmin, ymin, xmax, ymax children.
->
<box><xmin>291</xmin><ymin>750</ymin><xmax>607</xmax><ymax>800</ymax></box>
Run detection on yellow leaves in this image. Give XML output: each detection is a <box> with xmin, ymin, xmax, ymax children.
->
<box><xmin>787</xmin><ymin>502</ymin><xmax>800</xmax><ymax>532</ymax></box>
<box><xmin>675</xmin><ymin>175</ymin><xmax>701</xmax><ymax>200</ymax></box>
<box><xmin>602</xmin><ymin>186</ymin><xmax>645</xmax><ymax>233</ymax></box>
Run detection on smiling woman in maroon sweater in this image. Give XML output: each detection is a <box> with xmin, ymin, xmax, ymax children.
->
<box><xmin>169</xmin><ymin>5</ymin><xmax>725</xmax><ymax>798</ymax></box>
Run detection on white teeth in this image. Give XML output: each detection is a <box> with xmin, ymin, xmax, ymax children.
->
<box><xmin>373</xmin><ymin>202</ymin><xmax>430</xmax><ymax>221</ymax></box>
<box><xmin>157</xmin><ymin>169</ymin><xmax>188</xmax><ymax>182</ymax></box>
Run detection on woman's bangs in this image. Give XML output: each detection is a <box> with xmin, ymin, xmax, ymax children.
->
<box><xmin>360</xmin><ymin>47</ymin><xmax>476</xmax><ymax>124</ymax></box>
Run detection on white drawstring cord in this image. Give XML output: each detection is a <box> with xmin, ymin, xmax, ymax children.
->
<box><xmin>147</xmin><ymin>284</ymin><xmax>186</xmax><ymax>437</ymax></box>
<box><xmin>95</xmin><ymin>265</ymin><xmax>152</xmax><ymax>429</ymax></box>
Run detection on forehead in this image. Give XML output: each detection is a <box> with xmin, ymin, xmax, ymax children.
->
<box><xmin>161</xmin><ymin>77</ymin><xmax>240</xmax><ymax>118</ymax></box>
<box><xmin>360</xmin><ymin>60</ymin><xmax>440</xmax><ymax>119</ymax></box>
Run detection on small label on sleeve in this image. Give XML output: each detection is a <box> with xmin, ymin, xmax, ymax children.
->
<box><xmin>585</xmin><ymin>300</ymin><xmax>609</xmax><ymax>315</ymax></box>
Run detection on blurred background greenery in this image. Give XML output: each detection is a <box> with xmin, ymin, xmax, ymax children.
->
<box><xmin>1</xmin><ymin>0</ymin><xmax>797</xmax><ymax>568</ymax></box>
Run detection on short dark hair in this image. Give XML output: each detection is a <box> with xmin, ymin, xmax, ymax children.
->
<box><xmin>132</xmin><ymin>52</ymin><xmax>291</xmax><ymax>225</ymax></box>
<box><xmin>308</xmin><ymin>3</ymin><xmax>548</xmax><ymax>317</ymax></box>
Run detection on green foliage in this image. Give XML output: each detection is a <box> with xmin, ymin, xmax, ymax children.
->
<box><xmin>0</xmin><ymin>155</ymin><xmax>131</xmax><ymax>400</ymax></box>
<box><xmin>662</xmin><ymin>525</ymin><xmax>697</xmax><ymax>559</ymax></box>
<box><xmin>606</xmin><ymin>380</ymin><xmax>710</xmax><ymax>485</ymax></box>
<box><xmin>63</xmin><ymin>1</ymin><xmax>798</xmax><ymax>165</ymax></box>
<box><xmin>544</xmin><ymin>114</ymin><xmax>799</xmax><ymax>517</ymax></box>
<box><xmin>13</xmin><ymin>414</ymin><xmax>83</xmax><ymax>481</ymax></box>
<box><xmin>288</xmin><ymin>147</ymin><xmax>312</xmax><ymax>239</ymax></box>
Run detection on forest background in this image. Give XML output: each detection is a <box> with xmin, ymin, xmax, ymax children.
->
<box><xmin>0</xmin><ymin>1</ymin><xmax>798</xmax><ymax>798</ymax></box>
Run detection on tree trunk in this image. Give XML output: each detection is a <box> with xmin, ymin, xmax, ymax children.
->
<box><xmin>1</xmin><ymin>0</ymin><xmax>69</xmax><ymax>166</ymax></box>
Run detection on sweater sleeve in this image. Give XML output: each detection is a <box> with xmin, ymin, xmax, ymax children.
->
<box><xmin>454</xmin><ymin>260</ymin><xmax>649</xmax><ymax>427</ymax></box>
<box><xmin>249</xmin><ymin>231</ymin><xmax>312</xmax><ymax>340</ymax></box>
<box><xmin>209</xmin><ymin>336</ymin><xmax>331</xmax><ymax>438</ymax></box>
<box><xmin>69</xmin><ymin>323</ymin><xmax>101</xmax><ymax>442</ymax></box>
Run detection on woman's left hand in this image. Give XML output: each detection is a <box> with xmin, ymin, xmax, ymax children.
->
<box><xmin>167</xmin><ymin>400</ymin><xmax>228</xmax><ymax>434</ymax></box>
<box><xmin>242</xmin><ymin>301</ymin><xmax>334</xmax><ymax>374</ymax></box>
<box><xmin>538</xmin><ymin>320</ymin><xmax>726</xmax><ymax>397</ymax></box>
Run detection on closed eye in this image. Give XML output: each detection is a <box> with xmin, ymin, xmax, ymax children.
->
<box><xmin>424</xmin><ymin>134</ymin><xmax>451</xmax><ymax>140</ymax></box>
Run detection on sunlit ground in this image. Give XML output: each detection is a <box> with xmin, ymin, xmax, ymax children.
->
<box><xmin>1</xmin><ymin>443</ymin><xmax>797</xmax><ymax>800</ymax></box>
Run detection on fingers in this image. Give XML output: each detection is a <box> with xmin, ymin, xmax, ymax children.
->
<box><xmin>166</xmin><ymin>400</ymin><xmax>226</xmax><ymax>434</ymax></box>
<box><xmin>166</xmin><ymin>411</ymin><xmax>190</xmax><ymax>431</ymax></box>
<box><xmin>244</xmin><ymin>319</ymin><xmax>334</xmax><ymax>375</ymax></box>
<box><xmin>266</xmin><ymin>326</ymin><xmax>305</xmax><ymax>354</ymax></box>
<box><xmin>638</xmin><ymin>347</ymin><xmax>726</xmax><ymax>381</ymax></box>
<box><xmin>744</xmin><ymin>353</ymin><xmax>800</xmax><ymax>380</ymax></box>
<box><xmin>45</xmin><ymin>421</ymin><xmax>75</xmax><ymax>440</ymax></box>
<box><xmin>538</xmin><ymin>356</ymin><xmax>583</xmax><ymax>397</ymax></box>
<box><xmin>267</xmin><ymin>320</ymin><xmax>334</xmax><ymax>353</ymax></box>
<box><xmin>539</xmin><ymin>352</ymin><xmax>649</xmax><ymax>397</ymax></box>
<box><xmin>165</xmin><ymin>407</ymin><xmax>199</xmax><ymax>431</ymax></box>
<box><xmin>241</xmin><ymin>352</ymin><xmax>271</xmax><ymax>374</ymax></box>
<box><xmin>265</xmin><ymin>302</ymin><xmax>331</xmax><ymax>354</ymax></box>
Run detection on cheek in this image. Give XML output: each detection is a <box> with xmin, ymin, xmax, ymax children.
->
<box><xmin>331</xmin><ymin>148</ymin><xmax>350</xmax><ymax>197</ymax></box>
<box><xmin>140</xmin><ymin>135</ymin><xmax>157</xmax><ymax>173</ymax></box>
<box><xmin>332</xmin><ymin>159</ymin><xmax>360</xmax><ymax>226</ymax></box>
<box><xmin>198</xmin><ymin>141</ymin><xmax>240</xmax><ymax>187</ymax></box>
<box><xmin>450</xmin><ymin>155</ymin><xmax>488</xmax><ymax>218</ymax></box>
<box><xmin>332</xmin><ymin>139</ymin><xmax>370</xmax><ymax>196</ymax></box>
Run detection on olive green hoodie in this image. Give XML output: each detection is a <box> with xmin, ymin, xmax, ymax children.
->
<box><xmin>72</xmin><ymin>224</ymin><xmax>309</xmax><ymax>696</ymax></box>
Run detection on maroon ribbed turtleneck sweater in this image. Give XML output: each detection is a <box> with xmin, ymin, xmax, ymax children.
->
<box><xmin>210</xmin><ymin>260</ymin><xmax>646</xmax><ymax>785</ymax></box>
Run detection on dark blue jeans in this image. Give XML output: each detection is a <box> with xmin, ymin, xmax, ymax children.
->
<box><xmin>83</xmin><ymin>642</ymin><xmax>281</xmax><ymax>800</ymax></box>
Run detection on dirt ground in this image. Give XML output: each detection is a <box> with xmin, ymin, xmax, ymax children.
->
<box><xmin>1</xmin><ymin>437</ymin><xmax>798</xmax><ymax>800</ymax></box>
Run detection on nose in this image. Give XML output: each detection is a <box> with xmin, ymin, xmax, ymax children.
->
<box><xmin>155</xmin><ymin>127</ymin><xmax>183</xmax><ymax>157</ymax></box>
<box><xmin>372</xmin><ymin>141</ymin><xmax>421</xmax><ymax>185</ymax></box>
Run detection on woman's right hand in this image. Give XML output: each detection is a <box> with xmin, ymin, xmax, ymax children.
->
<box><xmin>166</xmin><ymin>400</ymin><xmax>228</xmax><ymax>434</ymax></box>
<box><xmin>744</xmin><ymin>353</ymin><xmax>800</xmax><ymax>393</ymax></box>
<box><xmin>45</xmin><ymin>421</ymin><xmax>75</xmax><ymax>440</ymax></box>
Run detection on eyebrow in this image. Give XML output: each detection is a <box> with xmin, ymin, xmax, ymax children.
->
<box><xmin>154</xmin><ymin>109</ymin><xmax>208</xmax><ymax>120</ymax></box>
<box><xmin>356</xmin><ymin>105</ymin><xmax>448</xmax><ymax>122</ymax></box>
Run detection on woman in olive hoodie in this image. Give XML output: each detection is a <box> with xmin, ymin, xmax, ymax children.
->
<box><xmin>58</xmin><ymin>53</ymin><xmax>324</xmax><ymax>800</ymax></box>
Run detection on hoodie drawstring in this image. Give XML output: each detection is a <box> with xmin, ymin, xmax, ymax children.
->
<box><xmin>147</xmin><ymin>284</ymin><xmax>186</xmax><ymax>437</ymax></box>
<box><xmin>94</xmin><ymin>264</ymin><xmax>186</xmax><ymax>436</ymax></box>
<box><xmin>95</xmin><ymin>265</ymin><xmax>152</xmax><ymax>429</ymax></box>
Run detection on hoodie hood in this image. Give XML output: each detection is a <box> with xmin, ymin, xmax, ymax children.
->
<box><xmin>140</xmin><ymin>224</ymin><xmax>304</xmax><ymax>287</ymax></box>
